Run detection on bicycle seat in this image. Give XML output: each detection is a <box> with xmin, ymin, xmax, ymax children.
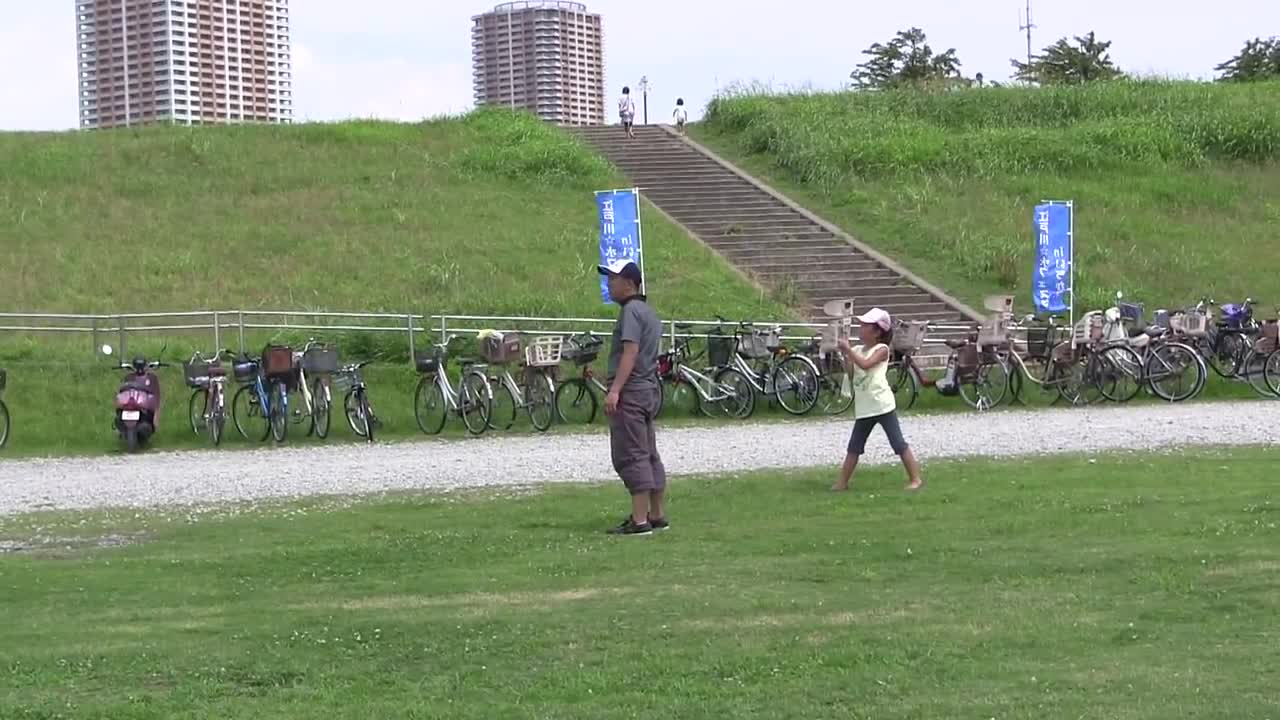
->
<box><xmin>944</xmin><ymin>339</ymin><xmax>968</xmax><ymax>349</ymax></box>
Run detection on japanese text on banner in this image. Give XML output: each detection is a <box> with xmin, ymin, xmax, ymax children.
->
<box><xmin>1031</xmin><ymin>203</ymin><xmax>1072</xmax><ymax>314</ymax></box>
<box><xmin>596</xmin><ymin>189</ymin><xmax>642</xmax><ymax>303</ymax></box>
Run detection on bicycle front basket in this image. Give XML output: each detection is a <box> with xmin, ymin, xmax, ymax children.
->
<box><xmin>183</xmin><ymin>360</ymin><xmax>211</xmax><ymax>388</ymax></box>
<box><xmin>1025</xmin><ymin>325</ymin><xmax>1049</xmax><ymax>356</ymax></box>
<box><xmin>481</xmin><ymin>334</ymin><xmax>522</xmax><ymax>364</ymax></box>
<box><xmin>1119</xmin><ymin>302</ymin><xmax>1144</xmax><ymax>324</ymax></box>
<box><xmin>739</xmin><ymin>332</ymin><xmax>772</xmax><ymax>359</ymax></box>
<box><xmin>233</xmin><ymin>359</ymin><xmax>258</xmax><ymax>383</ymax></box>
<box><xmin>414</xmin><ymin>351</ymin><xmax>440</xmax><ymax>375</ymax></box>
<box><xmin>707</xmin><ymin>334</ymin><xmax>734</xmax><ymax>367</ymax></box>
<box><xmin>262</xmin><ymin>345</ymin><xmax>294</xmax><ymax>377</ymax></box>
<box><xmin>892</xmin><ymin>321</ymin><xmax>928</xmax><ymax>354</ymax></box>
<box><xmin>302</xmin><ymin>346</ymin><xmax>340</xmax><ymax>374</ymax></box>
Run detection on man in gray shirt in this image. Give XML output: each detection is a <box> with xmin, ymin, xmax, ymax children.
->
<box><xmin>598</xmin><ymin>259</ymin><xmax>667</xmax><ymax>536</ymax></box>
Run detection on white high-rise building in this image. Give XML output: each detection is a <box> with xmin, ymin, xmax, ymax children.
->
<box><xmin>471</xmin><ymin>1</ymin><xmax>605</xmax><ymax>126</ymax></box>
<box><xmin>75</xmin><ymin>0</ymin><xmax>293</xmax><ymax>129</ymax></box>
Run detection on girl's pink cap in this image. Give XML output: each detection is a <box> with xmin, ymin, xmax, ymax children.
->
<box><xmin>857</xmin><ymin>308</ymin><xmax>892</xmax><ymax>331</ymax></box>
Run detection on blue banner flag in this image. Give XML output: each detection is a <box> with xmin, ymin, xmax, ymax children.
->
<box><xmin>596</xmin><ymin>188</ymin><xmax>644</xmax><ymax>303</ymax></box>
<box><xmin>1032</xmin><ymin>203</ymin><xmax>1072</xmax><ymax>314</ymax></box>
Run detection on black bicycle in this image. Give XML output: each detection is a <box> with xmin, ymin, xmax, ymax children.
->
<box><xmin>335</xmin><ymin>360</ymin><xmax>379</xmax><ymax>442</ymax></box>
<box><xmin>0</xmin><ymin>368</ymin><xmax>9</xmax><ymax>449</ymax></box>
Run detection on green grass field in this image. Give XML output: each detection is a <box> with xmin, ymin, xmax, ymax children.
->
<box><xmin>0</xmin><ymin>108</ymin><xmax>785</xmax><ymax>321</ymax></box>
<box><xmin>692</xmin><ymin>80</ymin><xmax>1280</xmax><ymax>313</ymax></box>
<box><xmin>2</xmin><ymin>449</ymin><xmax>1277</xmax><ymax>718</ymax></box>
<box><xmin>0</xmin><ymin>108</ymin><xmax>794</xmax><ymax>455</ymax></box>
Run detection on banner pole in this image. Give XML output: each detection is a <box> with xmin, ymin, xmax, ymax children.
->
<box><xmin>1067</xmin><ymin>200</ymin><xmax>1075</xmax><ymax>351</ymax></box>
<box><xmin>634</xmin><ymin>187</ymin><xmax>645</xmax><ymax>295</ymax></box>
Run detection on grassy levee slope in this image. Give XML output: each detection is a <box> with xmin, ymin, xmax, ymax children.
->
<box><xmin>692</xmin><ymin>80</ymin><xmax>1280</xmax><ymax>313</ymax></box>
<box><xmin>0</xmin><ymin>109</ymin><xmax>789</xmax><ymax>455</ymax></box>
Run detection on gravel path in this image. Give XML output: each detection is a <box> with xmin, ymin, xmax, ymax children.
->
<box><xmin>1</xmin><ymin>401</ymin><xmax>1277</xmax><ymax>517</ymax></box>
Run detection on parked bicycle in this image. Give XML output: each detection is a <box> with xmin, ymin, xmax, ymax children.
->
<box><xmin>334</xmin><ymin>360</ymin><xmax>379</xmax><ymax>442</ymax></box>
<box><xmin>796</xmin><ymin>334</ymin><xmax>853</xmax><ymax>415</ymax></box>
<box><xmin>1191</xmin><ymin>297</ymin><xmax>1258</xmax><ymax>378</ymax></box>
<box><xmin>286</xmin><ymin>339</ymin><xmax>338</xmax><ymax>440</ymax></box>
<box><xmin>1110</xmin><ymin>297</ymin><xmax>1207</xmax><ymax>403</ymax></box>
<box><xmin>480</xmin><ymin>331</ymin><xmax>559</xmax><ymax>433</ymax></box>
<box><xmin>715</xmin><ymin>317</ymin><xmax>820</xmax><ymax>416</ymax></box>
<box><xmin>184</xmin><ymin>349</ymin><xmax>234</xmax><ymax>446</ymax></box>
<box><xmin>231</xmin><ymin>351</ymin><xmax>273</xmax><ymax>442</ymax></box>
<box><xmin>554</xmin><ymin>332</ymin><xmax>611</xmax><ymax>424</ymax></box>
<box><xmin>413</xmin><ymin>335</ymin><xmax>491</xmax><ymax>436</ymax></box>
<box><xmin>884</xmin><ymin>320</ymin><xmax>933</xmax><ymax>411</ymax></box>
<box><xmin>0</xmin><ymin>368</ymin><xmax>9</xmax><ymax>449</ymax></box>
<box><xmin>661</xmin><ymin>323</ymin><xmax>755</xmax><ymax>418</ymax></box>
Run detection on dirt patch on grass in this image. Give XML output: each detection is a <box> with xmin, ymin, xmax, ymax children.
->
<box><xmin>1204</xmin><ymin>559</ymin><xmax>1280</xmax><ymax>577</ymax></box>
<box><xmin>305</xmin><ymin>586</ymin><xmax>625</xmax><ymax>613</ymax></box>
<box><xmin>681</xmin><ymin>606</ymin><xmax>917</xmax><ymax>632</ymax></box>
<box><xmin>0</xmin><ymin>531</ymin><xmax>149</xmax><ymax>556</ymax></box>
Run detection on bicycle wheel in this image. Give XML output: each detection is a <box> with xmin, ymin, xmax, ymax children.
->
<box><xmin>772</xmin><ymin>356</ymin><xmax>820</xmax><ymax>415</ymax></box>
<box><xmin>525</xmin><ymin>372</ymin><xmax>556</xmax><ymax>432</ymax></box>
<box><xmin>232</xmin><ymin>384</ymin><xmax>270</xmax><ymax>441</ymax></box>
<box><xmin>459</xmin><ymin>371</ymin><xmax>491</xmax><ymax>436</ymax></box>
<box><xmin>188</xmin><ymin>388</ymin><xmax>208</xmax><ymax>436</ymax></box>
<box><xmin>0</xmin><ymin>400</ymin><xmax>9</xmax><ymax>449</ymax></box>
<box><xmin>1058</xmin><ymin>354</ymin><xmax>1100</xmax><ymax>406</ymax></box>
<box><xmin>414</xmin><ymin>376</ymin><xmax>447</xmax><ymax>435</ymax></box>
<box><xmin>1147</xmin><ymin>343</ymin><xmax>1207</xmax><ymax>402</ymax></box>
<box><xmin>555</xmin><ymin>378</ymin><xmax>598</xmax><ymax>424</ymax></box>
<box><xmin>270</xmin><ymin>382</ymin><xmax>289</xmax><ymax>443</ymax></box>
<box><xmin>311</xmin><ymin>378</ymin><xmax>331</xmax><ymax>439</ymax></box>
<box><xmin>663</xmin><ymin>377</ymin><xmax>700</xmax><ymax>418</ymax></box>
<box><xmin>488</xmin><ymin>377</ymin><xmax>517</xmax><ymax>431</ymax></box>
<box><xmin>708</xmin><ymin>367</ymin><xmax>756</xmax><ymax>419</ymax></box>
<box><xmin>1238</xmin><ymin>348</ymin><xmax>1273</xmax><ymax>398</ymax></box>
<box><xmin>959</xmin><ymin>360</ymin><xmax>1009</xmax><ymax>411</ymax></box>
<box><xmin>208</xmin><ymin>386</ymin><xmax>225</xmax><ymax>446</ymax></box>
<box><xmin>1097</xmin><ymin>345</ymin><xmax>1143</xmax><ymax>403</ymax></box>
<box><xmin>1263</xmin><ymin>349</ymin><xmax>1280</xmax><ymax>397</ymax></box>
<box><xmin>886</xmin><ymin>359</ymin><xmax>918</xmax><ymax>411</ymax></box>
<box><xmin>1208</xmin><ymin>332</ymin><xmax>1247</xmax><ymax>378</ymax></box>
<box><xmin>344</xmin><ymin>388</ymin><xmax>371</xmax><ymax>439</ymax></box>
<box><xmin>1011</xmin><ymin>354</ymin><xmax>1058</xmax><ymax>407</ymax></box>
<box><xmin>360</xmin><ymin>391</ymin><xmax>376</xmax><ymax>443</ymax></box>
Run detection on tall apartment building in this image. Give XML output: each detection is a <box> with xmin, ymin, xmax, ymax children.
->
<box><xmin>471</xmin><ymin>1</ymin><xmax>604</xmax><ymax>126</ymax></box>
<box><xmin>75</xmin><ymin>0</ymin><xmax>293</xmax><ymax>129</ymax></box>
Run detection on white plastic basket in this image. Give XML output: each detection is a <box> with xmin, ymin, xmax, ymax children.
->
<box><xmin>892</xmin><ymin>321</ymin><xmax>928</xmax><ymax>353</ymax></box>
<box><xmin>524</xmin><ymin>335</ymin><xmax>565</xmax><ymax>367</ymax></box>
<box><xmin>1171</xmin><ymin>310</ymin><xmax>1209</xmax><ymax>338</ymax></box>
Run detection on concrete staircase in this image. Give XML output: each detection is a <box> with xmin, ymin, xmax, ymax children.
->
<box><xmin>570</xmin><ymin>124</ymin><xmax>977</xmax><ymax>327</ymax></box>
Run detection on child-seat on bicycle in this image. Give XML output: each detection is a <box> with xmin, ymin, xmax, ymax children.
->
<box><xmin>478</xmin><ymin>329</ymin><xmax>522</xmax><ymax>364</ymax></box>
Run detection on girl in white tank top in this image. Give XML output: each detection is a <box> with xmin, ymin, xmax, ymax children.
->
<box><xmin>831</xmin><ymin>308</ymin><xmax>924</xmax><ymax>492</ymax></box>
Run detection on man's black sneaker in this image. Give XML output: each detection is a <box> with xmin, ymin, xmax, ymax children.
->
<box><xmin>607</xmin><ymin>519</ymin><xmax>653</xmax><ymax>536</ymax></box>
<box><xmin>648</xmin><ymin>516</ymin><xmax>670</xmax><ymax>531</ymax></box>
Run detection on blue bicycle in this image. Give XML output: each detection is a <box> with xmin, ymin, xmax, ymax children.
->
<box><xmin>230</xmin><ymin>352</ymin><xmax>277</xmax><ymax>442</ymax></box>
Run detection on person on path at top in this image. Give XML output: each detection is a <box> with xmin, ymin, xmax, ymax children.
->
<box><xmin>619</xmin><ymin>86</ymin><xmax>637</xmax><ymax>139</ymax></box>
<box><xmin>673</xmin><ymin>98</ymin><xmax>688</xmax><ymax>135</ymax></box>
<box><xmin>831</xmin><ymin>308</ymin><xmax>924</xmax><ymax>492</ymax></box>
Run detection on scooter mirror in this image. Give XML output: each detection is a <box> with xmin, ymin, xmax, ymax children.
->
<box><xmin>101</xmin><ymin>344</ymin><xmax>114</xmax><ymax>356</ymax></box>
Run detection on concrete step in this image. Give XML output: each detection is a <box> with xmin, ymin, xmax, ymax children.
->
<box><xmin>745</xmin><ymin>259</ymin><xmax>884</xmax><ymax>275</ymax></box>
<box><xmin>713</xmin><ymin>232</ymin><xmax>841</xmax><ymax>245</ymax></box>
<box><xmin>708</xmin><ymin>237</ymin><xmax>846</xmax><ymax>250</ymax></box>
<box><xmin>794</xmin><ymin>272</ymin><xmax>903</xmax><ymax>288</ymax></box>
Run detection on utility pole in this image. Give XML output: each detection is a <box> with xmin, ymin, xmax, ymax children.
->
<box><xmin>1018</xmin><ymin>0</ymin><xmax>1036</xmax><ymax>69</ymax></box>
<box><xmin>638</xmin><ymin>76</ymin><xmax>650</xmax><ymax>125</ymax></box>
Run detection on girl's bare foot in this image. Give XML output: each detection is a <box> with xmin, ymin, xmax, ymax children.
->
<box><xmin>905</xmin><ymin>478</ymin><xmax>925</xmax><ymax>491</ymax></box>
<box><xmin>831</xmin><ymin>482</ymin><xmax>850</xmax><ymax>492</ymax></box>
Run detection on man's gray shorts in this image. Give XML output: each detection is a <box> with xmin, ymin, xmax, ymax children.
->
<box><xmin>609</xmin><ymin>386</ymin><xmax>667</xmax><ymax>496</ymax></box>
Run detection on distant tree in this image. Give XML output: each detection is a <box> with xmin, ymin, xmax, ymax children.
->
<box><xmin>1216</xmin><ymin>37</ymin><xmax>1280</xmax><ymax>81</ymax></box>
<box><xmin>850</xmin><ymin>27</ymin><xmax>964</xmax><ymax>90</ymax></box>
<box><xmin>1011</xmin><ymin>31</ymin><xmax>1124</xmax><ymax>85</ymax></box>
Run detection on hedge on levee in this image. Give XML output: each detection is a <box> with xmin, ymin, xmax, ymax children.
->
<box><xmin>693</xmin><ymin>79</ymin><xmax>1280</xmax><ymax>315</ymax></box>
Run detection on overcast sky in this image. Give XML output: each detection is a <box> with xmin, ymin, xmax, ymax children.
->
<box><xmin>1</xmin><ymin>0</ymin><xmax>1276</xmax><ymax>131</ymax></box>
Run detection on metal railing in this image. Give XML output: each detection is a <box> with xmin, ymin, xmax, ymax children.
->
<box><xmin>0</xmin><ymin>308</ymin><xmax>982</xmax><ymax>367</ymax></box>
